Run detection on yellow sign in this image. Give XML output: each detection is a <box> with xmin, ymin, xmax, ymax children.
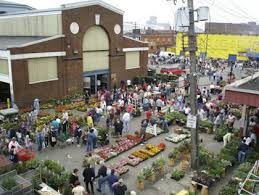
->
<box><xmin>176</xmin><ymin>32</ymin><xmax>259</xmax><ymax>60</ymax></box>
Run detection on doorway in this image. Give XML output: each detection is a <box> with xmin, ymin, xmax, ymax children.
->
<box><xmin>0</xmin><ymin>82</ymin><xmax>10</xmax><ymax>104</ymax></box>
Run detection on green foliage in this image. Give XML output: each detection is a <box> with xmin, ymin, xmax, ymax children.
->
<box><xmin>25</xmin><ymin>159</ymin><xmax>41</xmax><ymax>170</ymax></box>
<box><xmin>219</xmin><ymin>160</ymin><xmax>254</xmax><ymax>194</ymax></box>
<box><xmin>142</xmin><ymin>167</ymin><xmax>154</xmax><ymax>179</ymax></box>
<box><xmin>98</xmin><ymin>127</ymin><xmax>108</xmax><ymax>140</ymax></box>
<box><xmin>1</xmin><ymin>177</ymin><xmax>17</xmax><ymax>190</ymax></box>
<box><xmin>171</xmin><ymin>169</ymin><xmax>185</xmax><ymax>181</ymax></box>
<box><xmin>219</xmin><ymin>184</ymin><xmax>237</xmax><ymax>195</ymax></box>
<box><xmin>165</xmin><ymin>112</ymin><xmax>187</xmax><ymax>123</ymax></box>
<box><xmin>2</xmin><ymin>122</ymin><xmax>19</xmax><ymax>130</ymax></box>
<box><xmin>137</xmin><ymin>171</ymin><xmax>145</xmax><ymax>182</ymax></box>
<box><xmin>229</xmin><ymin>108</ymin><xmax>242</xmax><ymax>119</ymax></box>
<box><xmin>152</xmin><ymin>156</ymin><xmax>166</xmax><ymax>171</ymax></box>
<box><xmin>178</xmin><ymin>140</ymin><xmax>191</xmax><ymax>153</ymax></box>
<box><xmin>199</xmin><ymin>120</ymin><xmax>213</xmax><ymax>129</ymax></box>
<box><xmin>214</xmin><ymin>127</ymin><xmax>227</xmax><ymax>141</ymax></box>
<box><xmin>168</xmin><ymin>148</ymin><xmax>180</xmax><ymax>159</ymax></box>
<box><xmin>43</xmin><ymin>160</ymin><xmax>65</xmax><ymax>175</ymax></box>
<box><xmin>15</xmin><ymin>163</ymin><xmax>27</xmax><ymax>174</ymax></box>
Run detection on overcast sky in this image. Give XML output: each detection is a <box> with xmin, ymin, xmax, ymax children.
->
<box><xmin>7</xmin><ymin>0</ymin><xmax>259</xmax><ymax>27</ymax></box>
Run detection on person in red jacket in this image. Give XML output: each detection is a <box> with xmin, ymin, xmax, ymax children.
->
<box><xmin>146</xmin><ymin>109</ymin><xmax>152</xmax><ymax>120</ymax></box>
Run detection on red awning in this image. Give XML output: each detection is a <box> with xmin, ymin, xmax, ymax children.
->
<box><xmin>224</xmin><ymin>90</ymin><xmax>259</xmax><ymax>107</ymax></box>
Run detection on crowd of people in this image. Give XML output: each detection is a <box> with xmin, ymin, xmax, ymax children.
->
<box><xmin>69</xmin><ymin>158</ymin><xmax>131</xmax><ymax>195</ymax></box>
<box><xmin>0</xmin><ymin>56</ymin><xmax>258</xmax><ymax>194</ymax></box>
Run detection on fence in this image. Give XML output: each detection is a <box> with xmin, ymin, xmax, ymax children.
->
<box><xmin>0</xmin><ymin>170</ymin><xmax>33</xmax><ymax>195</ymax></box>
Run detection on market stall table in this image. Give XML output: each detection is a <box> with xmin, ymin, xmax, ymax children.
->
<box><xmin>37</xmin><ymin>183</ymin><xmax>61</xmax><ymax>195</ymax></box>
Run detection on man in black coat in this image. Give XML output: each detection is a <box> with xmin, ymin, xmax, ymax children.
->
<box><xmin>83</xmin><ymin>164</ymin><xmax>95</xmax><ymax>194</ymax></box>
<box><xmin>69</xmin><ymin>168</ymin><xmax>79</xmax><ymax>187</ymax></box>
<box><xmin>114</xmin><ymin>118</ymin><xmax>123</xmax><ymax>136</ymax></box>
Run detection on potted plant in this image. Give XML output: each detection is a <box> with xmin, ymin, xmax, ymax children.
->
<box><xmin>156</xmin><ymin>156</ymin><xmax>166</xmax><ymax>173</ymax></box>
<box><xmin>199</xmin><ymin>120</ymin><xmax>213</xmax><ymax>134</ymax></box>
<box><xmin>136</xmin><ymin>172</ymin><xmax>145</xmax><ymax>190</ymax></box>
<box><xmin>143</xmin><ymin>167</ymin><xmax>155</xmax><ymax>182</ymax></box>
<box><xmin>168</xmin><ymin>149</ymin><xmax>179</xmax><ymax>166</ymax></box>
<box><xmin>171</xmin><ymin>169</ymin><xmax>185</xmax><ymax>181</ymax></box>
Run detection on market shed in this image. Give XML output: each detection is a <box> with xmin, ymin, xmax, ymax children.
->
<box><xmin>224</xmin><ymin>71</ymin><xmax>259</xmax><ymax>135</ymax></box>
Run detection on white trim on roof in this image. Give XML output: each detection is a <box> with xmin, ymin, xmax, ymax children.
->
<box><xmin>123</xmin><ymin>47</ymin><xmax>149</xmax><ymax>52</ymax></box>
<box><xmin>0</xmin><ymin>50</ymin><xmax>9</xmax><ymax>59</ymax></box>
<box><xmin>61</xmin><ymin>0</ymin><xmax>124</xmax><ymax>15</ymax></box>
<box><xmin>0</xmin><ymin>9</ymin><xmax>61</xmax><ymax>19</ymax></box>
<box><xmin>11</xmin><ymin>51</ymin><xmax>66</xmax><ymax>60</ymax></box>
<box><xmin>8</xmin><ymin>35</ymin><xmax>65</xmax><ymax>48</ymax></box>
<box><xmin>224</xmin><ymin>72</ymin><xmax>259</xmax><ymax>96</ymax></box>
<box><xmin>123</xmin><ymin>36</ymin><xmax>147</xmax><ymax>44</ymax></box>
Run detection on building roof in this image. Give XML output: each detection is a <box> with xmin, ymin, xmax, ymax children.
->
<box><xmin>0</xmin><ymin>0</ymin><xmax>34</xmax><ymax>9</ymax></box>
<box><xmin>224</xmin><ymin>72</ymin><xmax>259</xmax><ymax>107</ymax></box>
<box><xmin>0</xmin><ymin>0</ymin><xmax>123</xmax><ymax>18</ymax></box>
<box><xmin>0</xmin><ymin>36</ymin><xmax>49</xmax><ymax>49</ymax></box>
<box><xmin>205</xmin><ymin>22</ymin><xmax>259</xmax><ymax>35</ymax></box>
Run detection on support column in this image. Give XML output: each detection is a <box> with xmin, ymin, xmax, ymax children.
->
<box><xmin>95</xmin><ymin>74</ymin><xmax>97</xmax><ymax>94</ymax></box>
<box><xmin>241</xmin><ymin>105</ymin><xmax>249</xmax><ymax>136</ymax></box>
<box><xmin>7</xmin><ymin>50</ymin><xmax>15</xmax><ymax>104</ymax></box>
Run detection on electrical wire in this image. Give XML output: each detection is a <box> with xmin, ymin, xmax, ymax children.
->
<box><xmin>202</xmin><ymin>0</ymin><xmax>259</xmax><ymax>22</ymax></box>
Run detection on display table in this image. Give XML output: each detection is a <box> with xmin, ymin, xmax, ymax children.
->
<box><xmin>37</xmin><ymin>183</ymin><xmax>61</xmax><ymax>195</ymax></box>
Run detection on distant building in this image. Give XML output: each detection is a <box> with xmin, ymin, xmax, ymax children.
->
<box><xmin>142</xmin><ymin>29</ymin><xmax>176</xmax><ymax>53</ymax></box>
<box><xmin>0</xmin><ymin>0</ymin><xmax>34</xmax><ymax>14</ymax></box>
<box><xmin>146</xmin><ymin>16</ymin><xmax>171</xmax><ymax>30</ymax></box>
<box><xmin>205</xmin><ymin>22</ymin><xmax>259</xmax><ymax>35</ymax></box>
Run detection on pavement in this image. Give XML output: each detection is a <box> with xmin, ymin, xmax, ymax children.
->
<box><xmin>36</xmin><ymin>113</ymin><xmax>224</xmax><ymax>195</ymax></box>
<box><xmin>35</xmin><ymin>65</ymin><xmax>246</xmax><ymax>195</ymax></box>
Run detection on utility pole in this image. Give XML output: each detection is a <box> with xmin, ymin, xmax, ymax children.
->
<box><xmin>187</xmin><ymin>0</ymin><xmax>199</xmax><ymax>170</ymax></box>
<box><xmin>167</xmin><ymin>0</ymin><xmax>199</xmax><ymax>170</ymax></box>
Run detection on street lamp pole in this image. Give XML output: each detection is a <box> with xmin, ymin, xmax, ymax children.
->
<box><xmin>187</xmin><ymin>0</ymin><xmax>199</xmax><ymax>170</ymax></box>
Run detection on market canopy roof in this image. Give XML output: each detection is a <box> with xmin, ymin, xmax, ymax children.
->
<box><xmin>224</xmin><ymin>72</ymin><xmax>259</xmax><ymax>107</ymax></box>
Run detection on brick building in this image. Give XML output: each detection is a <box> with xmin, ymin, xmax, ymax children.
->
<box><xmin>141</xmin><ymin>30</ymin><xmax>176</xmax><ymax>53</ymax></box>
<box><xmin>0</xmin><ymin>0</ymin><xmax>148</xmax><ymax>105</ymax></box>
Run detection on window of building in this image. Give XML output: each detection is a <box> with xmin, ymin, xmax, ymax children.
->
<box><xmin>0</xmin><ymin>59</ymin><xmax>8</xmax><ymax>75</ymax></box>
<box><xmin>168</xmin><ymin>38</ymin><xmax>171</xmax><ymax>42</ymax></box>
<box><xmin>157</xmin><ymin>38</ymin><xmax>160</xmax><ymax>42</ymax></box>
<box><xmin>125</xmin><ymin>51</ymin><xmax>140</xmax><ymax>69</ymax></box>
<box><xmin>28</xmin><ymin>57</ymin><xmax>58</xmax><ymax>84</ymax></box>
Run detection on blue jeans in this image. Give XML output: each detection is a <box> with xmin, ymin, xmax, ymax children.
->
<box><xmin>87</xmin><ymin>141</ymin><xmax>93</xmax><ymax>151</ymax></box>
<box><xmin>238</xmin><ymin>151</ymin><xmax>246</xmax><ymax>163</ymax></box>
<box><xmin>93</xmin><ymin>137</ymin><xmax>97</xmax><ymax>148</ymax></box>
<box><xmin>123</xmin><ymin>121</ymin><xmax>129</xmax><ymax>132</ymax></box>
<box><xmin>95</xmin><ymin>113</ymin><xmax>101</xmax><ymax>125</ymax></box>
<box><xmin>109</xmin><ymin>186</ymin><xmax>114</xmax><ymax>195</ymax></box>
<box><xmin>98</xmin><ymin>176</ymin><xmax>108</xmax><ymax>194</ymax></box>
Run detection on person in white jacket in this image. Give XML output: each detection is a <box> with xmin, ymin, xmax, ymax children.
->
<box><xmin>122</xmin><ymin>112</ymin><xmax>131</xmax><ymax>132</ymax></box>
